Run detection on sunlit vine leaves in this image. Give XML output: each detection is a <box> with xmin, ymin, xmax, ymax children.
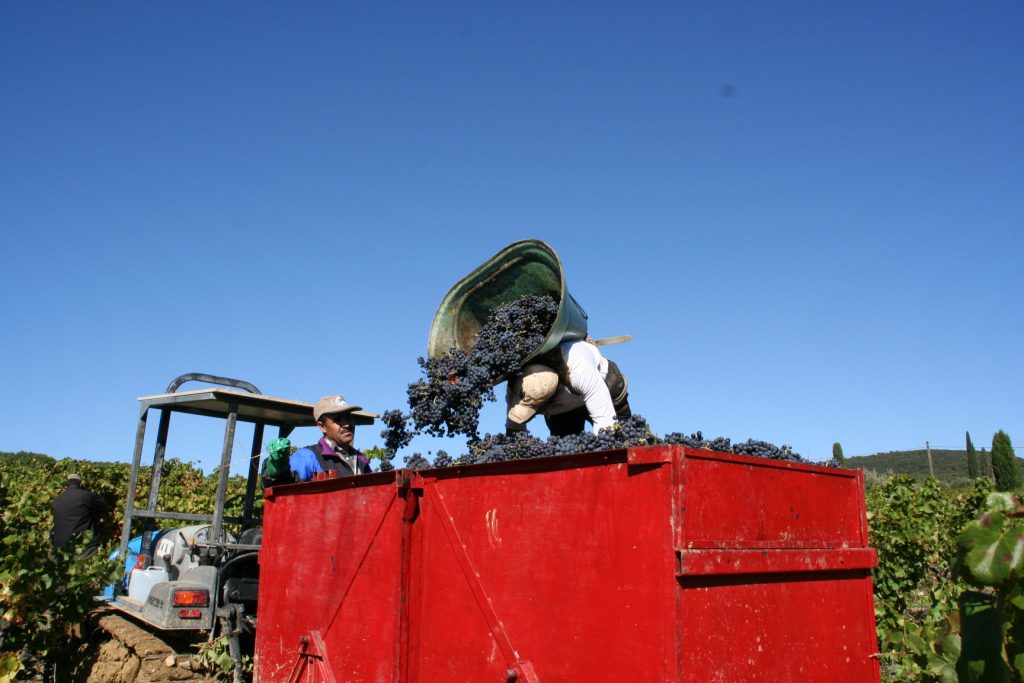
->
<box><xmin>0</xmin><ymin>451</ymin><xmax>261</xmax><ymax>678</ymax></box>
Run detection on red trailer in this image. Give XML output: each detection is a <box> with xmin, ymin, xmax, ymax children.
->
<box><xmin>255</xmin><ymin>445</ymin><xmax>880</xmax><ymax>682</ymax></box>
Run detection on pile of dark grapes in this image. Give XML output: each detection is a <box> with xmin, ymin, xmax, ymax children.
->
<box><xmin>662</xmin><ymin>431</ymin><xmax>800</xmax><ymax>462</ymax></box>
<box><xmin>456</xmin><ymin>415</ymin><xmax>694</xmax><ymax>465</ymax></box>
<box><xmin>380</xmin><ymin>415</ymin><xmax>803</xmax><ymax>470</ymax></box>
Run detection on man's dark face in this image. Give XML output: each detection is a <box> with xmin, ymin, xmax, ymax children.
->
<box><xmin>318</xmin><ymin>413</ymin><xmax>356</xmax><ymax>449</ymax></box>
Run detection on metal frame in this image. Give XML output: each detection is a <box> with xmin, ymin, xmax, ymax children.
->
<box><xmin>116</xmin><ymin>374</ymin><xmax>318</xmax><ymax>586</ymax></box>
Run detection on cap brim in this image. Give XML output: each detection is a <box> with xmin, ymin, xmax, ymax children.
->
<box><xmin>507</xmin><ymin>403</ymin><xmax>537</xmax><ymax>424</ymax></box>
<box><xmin>316</xmin><ymin>408</ymin><xmax>375</xmax><ymax>425</ymax></box>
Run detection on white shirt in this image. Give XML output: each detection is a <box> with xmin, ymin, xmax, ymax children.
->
<box><xmin>559</xmin><ymin>340</ymin><xmax>615</xmax><ymax>433</ymax></box>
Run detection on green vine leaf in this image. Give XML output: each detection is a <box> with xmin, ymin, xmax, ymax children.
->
<box><xmin>960</xmin><ymin>510</ymin><xmax>1024</xmax><ymax>587</ymax></box>
<box><xmin>987</xmin><ymin>492</ymin><xmax>1021</xmax><ymax>514</ymax></box>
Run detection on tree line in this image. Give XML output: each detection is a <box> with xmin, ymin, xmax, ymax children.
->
<box><xmin>833</xmin><ymin>430</ymin><xmax>1020</xmax><ymax>490</ymax></box>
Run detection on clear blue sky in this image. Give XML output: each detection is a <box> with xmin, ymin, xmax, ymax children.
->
<box><xmin>2</xmin><ymin>2</ymin><xmax>1021</xmax><ymax>474</ymax></box>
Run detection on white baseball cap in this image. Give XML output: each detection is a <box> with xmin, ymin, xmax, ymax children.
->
<box><xmin>507</xmin><ymin>365</ymin><xmax>560</xmax><ymax>424</ymax></box>
<box><xmin>313</xmin><ymin>395</ymin><xmax>376</xmax><ymax>425</ymax></box>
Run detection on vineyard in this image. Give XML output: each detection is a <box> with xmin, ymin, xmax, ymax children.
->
<box><xmin>2</xmin><ymin>449</ymin><xmax>1022</xmax><ymax>682</ymax></box>
<box><xmin>0</xmin><ymin>452</ymin><xmax>255</xmax><ymax>681</ymax></box>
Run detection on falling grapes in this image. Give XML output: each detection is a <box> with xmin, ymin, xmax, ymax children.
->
<box><xmin>378</xmin><ymin>294</ymin><xmax>560</xmax><ymax>457</ymax></box>
<box><xmin>470</xmin><ymin>294</ymin><xmax>559</xmax><ymax>378</ymax></box>
<box><xmin>406</xmin><ymin>349</ymin><xmax>495</xmax><ymax>439</ymax></box>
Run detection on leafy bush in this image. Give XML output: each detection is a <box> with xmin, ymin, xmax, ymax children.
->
<box><xmin>0</xmin><ymin>465</ymin><xmax>120</xmax><ymax>680</ymax></box>
<box><xmin>0</xmin><ymin>452</ymin><xmax>261</xmax><ymax>679</ymax></box>
<box><xmin>954</xmin><ymin>491</ymin><xmax>1024</xmax><ymax>681</ymax></box>
<box><xmin>867</xmin><ymin>475</ymin><xmax>992</xmax><ymax>680</ymax></box>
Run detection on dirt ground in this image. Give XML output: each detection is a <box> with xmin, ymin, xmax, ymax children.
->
<box><xmin>70</xmin><ymin>609</ymin><xmax>221</xmax><ymax>683</ymax></box>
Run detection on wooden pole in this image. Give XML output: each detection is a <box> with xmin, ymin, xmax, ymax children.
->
<box><xmin>926</xmin><ymin>440</ymin><xmax>935</xmax><ymax>478</ymax></box>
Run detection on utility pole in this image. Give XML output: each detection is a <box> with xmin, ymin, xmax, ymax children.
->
<box><xmin>926</xmin><ymin>440</ymin><xmax>935</xmax><ymax>478</ymax></box>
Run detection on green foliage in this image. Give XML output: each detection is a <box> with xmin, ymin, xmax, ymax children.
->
<box><xmin>362</xmin><ymin>446</ymin><xmax>389</xmax><ymax>463</ymax></box>
<box><xmin>953</xmin><ymin>491</ymin><xmax>1024</xmax><ymax>681</ymax></box>
<box><xmin>958</xmin><ymin>492</ymin><xmax>1024</xmax><ymax>586</ymax></box>
<box><xmin>867</xmin><ymin>475</ymin><xmax>993</xmax><ymax>680</ymax></box>
<box><xmin>0</xmin><ymin>452</ymin><xmax>261</xmax><ymax>677</ymax></box>
<box><xmin>870</xmin><ymin>478</ymin><xmax>1024</xmax><ymax>682</ymax></box>
<box><xmin>833</xmin><ymin>442</ymin><xmax>846</xmax><ymax>466</ymax></box>
<box><xmin>993</xmin><ymin>431</ymin><xmax>1022</xmax><ymax>492</ymax></box>
<box><xmin>154</xmin><ymin>457</ymin><xmax>262</xmax><ymax>529</ymax></box>
<box><xmin>968</xmin><ymin>432</ymin><xmax>981</xmax><ymax>480</ymax></box>
<box><xmin>0</xmin><ymin>464</ymin><xmax>120</xmax><ymax>680</ymax></box>
<box><xmin>196</xmin><ymin>635</ymin><xmax>250</xmax><ymax>679</ymax></box>
<box><xmin>981</xmin><ymin>448</ymin><xmax>994</xmax><ymax>480</ymax></box>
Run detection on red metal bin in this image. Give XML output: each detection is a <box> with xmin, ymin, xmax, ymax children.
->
<box><xmin>256</xmin><ymin>445</ymin><xmax>880</xmax><ymax>682</ymax></box>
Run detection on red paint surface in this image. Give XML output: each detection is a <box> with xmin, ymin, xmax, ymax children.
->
<box><xmin>255</xmin><ymin>446</ymin><xmax>880</xmax><ymax>682</ymax></box>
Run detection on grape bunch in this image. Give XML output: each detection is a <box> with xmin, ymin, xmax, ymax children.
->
<box><xmin>376</xmin><ymin>409</ymin><xmax>412</xmax><ymax>470</ymax></box>
<box><xmin>730</xmin><ymin>439</ymin><xmax>799</xmax><ymax>461</ymax></box>
<box><xmin>406</xmin><ymin>349</ymin><xmax>495</xmax><ymax>439</ymax></box>
<box><xmin>403</xmin><ymin>453</ymin><xmax>431</xmax><ymax>471</ymax></box>
<box><xmin>463</xmin><ymin>430</ymin><xmax>553</xmax><ymax>464</ymax></box>
<box><xmin>661</xmin><ymin>431</ymin><xmax>700</xmax><ymax>448</ymax></box>
<box><xmin>662</xmin><ymin>431</ymin><xmax>730</xmax><ymax>452</ymax></box>
<box><xmin>381</xmin><ymin>409</ymin><xmax>414</xmax><ymax>452</ymax></box>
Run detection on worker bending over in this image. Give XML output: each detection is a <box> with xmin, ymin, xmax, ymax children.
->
<box><xmin>506</xmin><ymin>339</ymin><xmax>631</xmax><ymax>437</ymax></box>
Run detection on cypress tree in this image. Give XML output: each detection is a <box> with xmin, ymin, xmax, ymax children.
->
<box><xmin>832</xmin><ymin>442</ymin><xmax>846</xmax><ymax>466</ymax></box>
<box><xmin>966</xmin><ymin>431</ymin><xmax>979</xmax><ymax>479</ymax></box>
<box><xmin>992</xmin><ymin>430</ymin><xmax>1022</xmax><ymax>491</ymax></box>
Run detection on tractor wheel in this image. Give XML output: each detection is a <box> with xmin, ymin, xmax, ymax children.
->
<box><xmin>71</xmin><ymin>607</ymin><xmax>217</xmax><ymax>682</ymax></box>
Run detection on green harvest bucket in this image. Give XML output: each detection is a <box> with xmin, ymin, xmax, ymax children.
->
<box><xmin>427</xmin><ymin>239</ymin><xmax>589</xmax><ymax>363</ymax></box>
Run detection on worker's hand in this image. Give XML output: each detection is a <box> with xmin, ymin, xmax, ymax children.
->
<box><xmin>505</xmin><ymin>422</ymin><xmax>527</xmax><ymax>436</ymax></box>
<box><xmin>264</xmin><ymin>438</ymin><xmax>292</xmax><ymax>479</ymax></box>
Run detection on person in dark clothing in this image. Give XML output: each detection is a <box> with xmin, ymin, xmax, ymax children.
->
<box><xmin>51</xmin><ymin>474</ymin><xmax>109</xmax><ymax>558</ymax></box>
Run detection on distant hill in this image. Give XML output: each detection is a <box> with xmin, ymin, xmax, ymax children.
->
<box><xmin>843</xmin><ymin>449</ymin><xmax>1017</xmax><ymax>487</ymax></box>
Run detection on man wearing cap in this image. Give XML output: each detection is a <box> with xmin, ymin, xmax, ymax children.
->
<box><xmin>506</xmin><ymin>339</ymin><xmax>631</xmax><ymax>436</ymax></box>
<box><xmin>262</xmin><ymin>395</ymin><xmax>374</xmax><ymax>486</ymax></box>
<box><xmin>51</xmin><ymin>474</ymin><xmax>110</xmax><ymax>558</ymax></box>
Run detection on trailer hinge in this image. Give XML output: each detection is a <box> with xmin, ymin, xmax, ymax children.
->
<box><xmin>287</xmin><ymin>629</ymin><xmax>337</xmax><ymax>683</ymax></box>
<box><xmin>395</xmin><ymin>470</ymin><xmax>424</xmax><ymax>492</ymax></box>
